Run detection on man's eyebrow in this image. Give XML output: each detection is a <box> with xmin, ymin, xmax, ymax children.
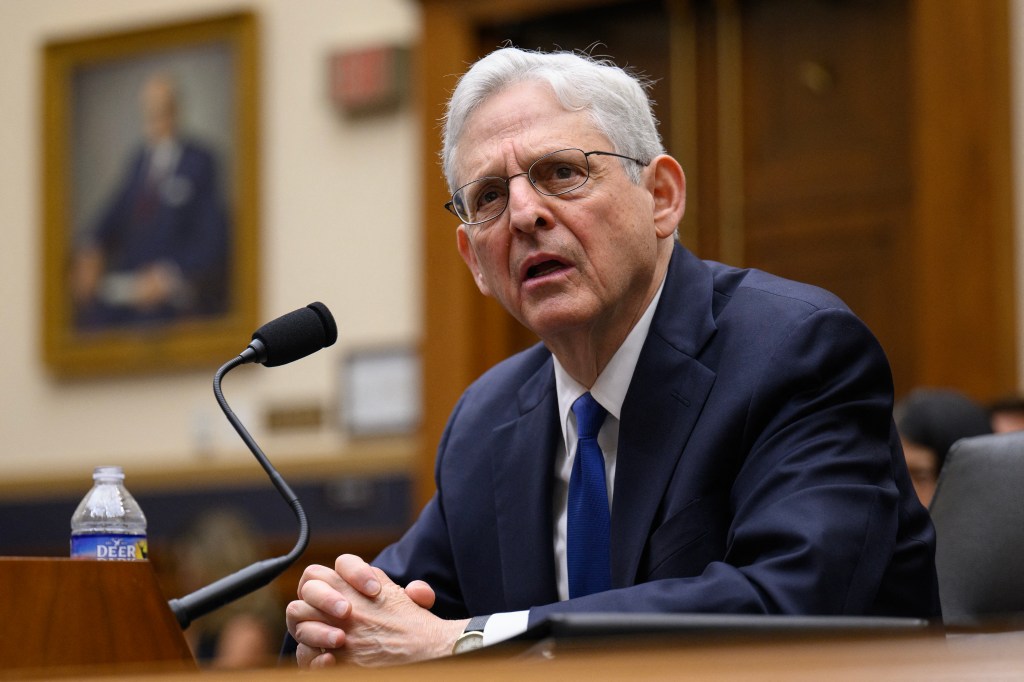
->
<box><xmin>460</xmin><ymin>162</ymin><xmax>507</xmax><ymax>184</ymax></box>
<box><xmin>466</xmin><ymin>146</ymin><xmax>571</xmax><ymax>181</ymax></box>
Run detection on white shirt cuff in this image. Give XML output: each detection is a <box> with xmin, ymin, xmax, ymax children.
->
<box><xmin>482</xmin><ymin>610</ymin><xmax>530</xmax><ymax>646</ymax></box>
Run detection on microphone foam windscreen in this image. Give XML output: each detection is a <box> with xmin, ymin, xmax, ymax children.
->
<box><xmin>252</xmin><ymin>302</ymin><xmax>338</xmax><ymax>367</ymax></box>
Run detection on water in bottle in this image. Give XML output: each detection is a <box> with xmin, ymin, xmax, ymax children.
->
<box><xmin>70</xmin><ymin>465</ymin><xmax>148</xmax><ymax>560</ymax></box>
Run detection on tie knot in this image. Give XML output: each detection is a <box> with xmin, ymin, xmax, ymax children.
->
<box><xmin>572</xmin><ymin>393</ymin><xmax>607</xmax><ymax>440</ymax></box>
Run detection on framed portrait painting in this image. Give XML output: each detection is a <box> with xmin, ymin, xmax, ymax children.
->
<box><xmin>41</xmin><ymin>11</ymin><xmax>259</xmax><ymax>377</ymax></box>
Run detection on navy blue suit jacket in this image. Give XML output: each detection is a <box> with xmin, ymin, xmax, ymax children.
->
<box><xmin>376</xmin><ymin>243</ymin><xmax>941</xmax><ymax>623</ymax></box>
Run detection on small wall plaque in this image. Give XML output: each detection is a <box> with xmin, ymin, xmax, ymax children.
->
<box><xmin>340</xmin><ymin>346</ymin><xmax>421</xmax><ymax>437</ymax></box>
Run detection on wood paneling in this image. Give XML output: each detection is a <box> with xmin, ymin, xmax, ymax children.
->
<box><xmin>909</xmin><ymin>0</ymin><xmax>1017</xmax><ymax>398</ymax></box>
<box><xmin>736</xmin><ymin>0</ymin><xmax>916</xmax><ymax>394</ymax></box>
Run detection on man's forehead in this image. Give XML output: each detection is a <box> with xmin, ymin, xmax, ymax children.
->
<box><xmin>454</xmin><ymin>86</ymin><xmax>604</xmax><ymax>179</ymax></box>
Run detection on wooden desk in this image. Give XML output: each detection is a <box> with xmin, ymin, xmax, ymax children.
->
<box><xmin>44</xmin><ymin>628</ymin><xmax>1024</xmax><ymax>681</ymax></box>
<box><xmin>0</xmin><ymin>558</ymin><xmax>195</xmax><ymax>678</ymax></box>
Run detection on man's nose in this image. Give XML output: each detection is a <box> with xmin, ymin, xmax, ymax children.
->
<box><xmin>506</xmin><ymin>173</ymin><xmax>548</xmax><ymax>233</ymax></box>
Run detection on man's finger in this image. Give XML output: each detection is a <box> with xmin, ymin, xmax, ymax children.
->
<box><xmin>285</xmin><ymin>598</ymin><xmax>338</xmax><ymax>636</ymax></box>
<box><xmin>296</xmin><ymin>643</ymin><xmax>337</xmax><ymax>669</ymax></box>
<box><xmin>405</xmin><ymin>579</ymin><xmax>436</xmax><ymax>609</ymax></box>
<box><xmin>291</xmin><ymin>618</ymin><xmax>346</xmax><ymax>651</ymax></box>
<box><xmin>297</xmin><ymin>579</ymin><xmax>352</xmax><ymax>620</ymax></box>
<box><xmin>336</xmin><ymin>553</ymin><xmax>382</xmax><ymax>597</ymax></box>
<box><xmin>296</xmin><ymin>563</ymin><xmax>342</xmax><ymax>597</ymax></box>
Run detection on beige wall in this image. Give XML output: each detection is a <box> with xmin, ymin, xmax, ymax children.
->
<box><xmin>0</xmin><ymin>0</ymin><xmax>421</xmax><ymax>483</ymax></box>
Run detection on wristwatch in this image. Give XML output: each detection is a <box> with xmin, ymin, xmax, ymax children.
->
<box><xmin>451</xmin><ymin>615</ymin><xmax>490</xmax><ymax>655</ymax></box>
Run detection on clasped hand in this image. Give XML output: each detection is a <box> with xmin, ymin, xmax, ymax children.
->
<box><xmin>286</xmin><ymin>553</ymin><xmax>468</xmax><ymax>668</ymax></box>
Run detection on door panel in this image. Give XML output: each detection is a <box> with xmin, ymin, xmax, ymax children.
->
<box><xmin>737</xmin><ymin>0</ymin><xmax>914</xmax><ymax>393</ymax></box>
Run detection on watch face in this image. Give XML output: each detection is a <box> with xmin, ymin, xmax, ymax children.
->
<box><xmin>452</xmin><ymin>630</ymin><xmax>485</xmax><ymax>655</ymax></box>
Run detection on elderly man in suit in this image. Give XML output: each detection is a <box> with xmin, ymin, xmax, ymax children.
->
<box><xmin>286</xmin><ymin>47</ymin><xmax>941</xmax><ymax>667</ymax></box>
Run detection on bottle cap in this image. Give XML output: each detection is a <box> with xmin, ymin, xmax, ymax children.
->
<box><xmin>93</xmin><ymin>465</ymin><xmax>125</xmax><ymax>481</ymax></box>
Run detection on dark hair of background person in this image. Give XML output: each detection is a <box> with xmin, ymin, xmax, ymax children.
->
<box><xmin>895</xmin><ymin>388</ymin><xmax>993</xmax><ymax>506</ymax></box>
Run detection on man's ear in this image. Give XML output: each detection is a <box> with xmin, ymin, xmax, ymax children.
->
<box><xmin>456</xmin><ymin>226</ymin><xmax>492</xmax><ymax>297</ymax></box>
<box><xmin>648</xmin><ymin>155</ymin><xmax>686</xmax><ymax>239</ymax></box>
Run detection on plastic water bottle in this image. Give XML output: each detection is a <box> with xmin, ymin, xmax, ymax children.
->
<box><xmin>70</xmin><ymin>465</ymin><xmax>148</xmax><ymax>560</ymax></box>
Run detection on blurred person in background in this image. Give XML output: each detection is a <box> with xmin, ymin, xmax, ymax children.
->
<box><xmin>895</xmin><ymin>388</ymin><xmax>992</xmax><ymax>507</ymax></box>
<box><xmin>173</xmin><ymin>509</ymin><xmax>282</xmax><ymax>669</ymax></box>
<box><xmin>987</xmin><ymin>394</ymin><xmax>1024</xmax><ymax>434</ymax></box>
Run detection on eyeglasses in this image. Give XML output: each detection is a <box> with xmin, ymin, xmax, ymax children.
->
<box><xmin>444</xmin><ymin>148</ymin><xmax>648</xmax><ymax>226</ymax></box>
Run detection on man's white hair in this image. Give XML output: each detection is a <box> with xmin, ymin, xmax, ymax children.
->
<box><xmin>441</xmin><ymin>47</ymin><xmax>665</xmax><ymax>192</ymax></box>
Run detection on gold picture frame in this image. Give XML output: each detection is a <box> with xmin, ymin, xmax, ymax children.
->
<box><xmin>41</xmin><ymin>11</ymin><xmax>259</xmax><ymax>377</ymax></box>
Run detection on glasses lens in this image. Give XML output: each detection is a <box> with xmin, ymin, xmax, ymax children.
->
<box><xmin>453</xmin><ymin>177</ymin><xmax>508</xmax><ymax>224</ymax></box>
<box><xmin>529</xmin><ymin>149</ymin><xmax>589</xmax><ymax>196</ymax></box>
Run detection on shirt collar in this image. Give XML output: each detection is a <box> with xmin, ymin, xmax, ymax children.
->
<box><xmin>148</xmin><ymin>138</ymin><xmax>182</xmax><ymax>180</ymax></box>
<box><xmin>553</xmin><ymin>276</ymin><xmax>667</xmax><ymax>441</ymax></box>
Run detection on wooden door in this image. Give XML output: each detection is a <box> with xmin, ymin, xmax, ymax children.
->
<box><xmin>715</xmin><ymin>0</ymin><xmax>917</xmax><ymax>394</ymax></box>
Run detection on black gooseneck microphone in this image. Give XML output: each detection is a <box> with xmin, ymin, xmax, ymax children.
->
<box><xmin>168</xmin><ymin>302</ymin><xmax>338</xmax><ymax>629</ymax></box>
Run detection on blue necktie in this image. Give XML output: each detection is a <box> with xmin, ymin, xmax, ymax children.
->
<box><xmin>567</xmin><ymin>392</ymin><xmax>611</xmax><ymax>598</ymax></box>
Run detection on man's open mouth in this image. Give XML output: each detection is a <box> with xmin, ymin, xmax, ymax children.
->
<box><xmin>525</xmin><ymin>259</ymin><xmax>568</xmax><ymax>280</ymax></box>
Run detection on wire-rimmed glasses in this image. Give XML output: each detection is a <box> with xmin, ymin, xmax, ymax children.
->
<box><xmin>444</xmin><ymin>148</ymin><xmax>648</xmax><ymax>226</ymax></box>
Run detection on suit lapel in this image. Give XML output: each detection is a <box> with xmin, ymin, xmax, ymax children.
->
<box><xmin>491</xmin><ymin>358</ymin><xmax>561</xmax><ymax>609</ymax></box>
<box><xmin>611</xmin><ymin>244</ymin><xmax>719</xmax><ymax>587</ymax></box>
